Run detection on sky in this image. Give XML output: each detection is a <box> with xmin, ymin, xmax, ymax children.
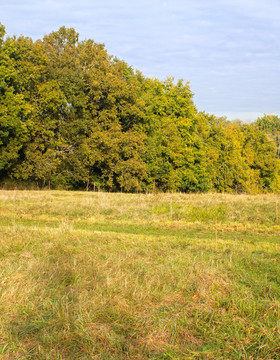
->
<box><xmin>1</xmin><ymin>0</ymin><xmax>280</xmax><ymax>122</ymax></box>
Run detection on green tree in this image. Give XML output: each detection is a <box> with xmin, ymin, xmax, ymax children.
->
<box><xmin>0</xmin><ymin>33</ymin><xmax>37</xmax><ymax>177</ymax></box>
<box><xmin>242</xmin><ymin>124</ymin><xmax>279</xmax><ymax>193</ymax></box>
<box><xmin>256</xmin><ymin>114</ymin><xmax>280</xmax><ymax>159</ymax></box>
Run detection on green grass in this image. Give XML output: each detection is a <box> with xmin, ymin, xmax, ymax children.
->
<box><xmin>0</xmin><ymin>190</ymin><xmax>280</xmax><ymax>359</ymax></box>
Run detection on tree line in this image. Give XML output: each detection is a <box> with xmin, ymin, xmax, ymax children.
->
<box><xmin>1</xmin><ymin>25</ymin><xmax>279</xmax><ymax>193</ymax></box>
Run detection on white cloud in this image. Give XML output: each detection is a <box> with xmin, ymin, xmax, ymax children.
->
<box><xmin>1</xmin><ymin>0</ymin><xmax>280</xmax><ymax>115</ymax></box>
<box><xmin>216</xmin><ymin>0</ymin><xmax>280</xmax><ymax>23</ymax></box>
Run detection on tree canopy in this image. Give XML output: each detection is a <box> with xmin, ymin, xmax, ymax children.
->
<box><xmin>0</xmin><ymin>25</ymin><xmax>279</xmax><ymax>193</ymax></box>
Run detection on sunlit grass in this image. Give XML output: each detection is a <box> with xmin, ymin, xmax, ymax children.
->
<box><xmin>0</xmin><ymin>190</ymin><xmax>280</xmax><ymax>359</ymax></box>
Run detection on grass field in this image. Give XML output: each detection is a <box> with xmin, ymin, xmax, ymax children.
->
<box><xmin>0</xmin><ymin>190</ymin><xmax>280</xmax><ymax>359</ymax></box>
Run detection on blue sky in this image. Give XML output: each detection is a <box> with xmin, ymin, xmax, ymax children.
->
<box><xmin>1</xmin><ymin>0</ymin><xmax>280</xmax><ymax>121</ymax></box>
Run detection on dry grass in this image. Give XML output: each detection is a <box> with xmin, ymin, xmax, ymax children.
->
<box><xmin>0</xmin><ymin>190</ymin><xmax>280</xmax><ymax>359</ymax></box>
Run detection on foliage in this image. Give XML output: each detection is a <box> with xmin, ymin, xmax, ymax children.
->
<box><xmin>0</xmin><ymin>23</ymin><xmax>279</xmax><ymax>193</ymax></box>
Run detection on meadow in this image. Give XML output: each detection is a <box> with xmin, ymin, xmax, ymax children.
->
<box><xmin>0</xmin><ymin>190</ymin><xmax>280</xmax><ymax>359</ymax></box>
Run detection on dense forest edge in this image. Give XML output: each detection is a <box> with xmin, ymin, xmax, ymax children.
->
<box><xmin>0</xmin><ymin>24</ymin><xmax>280</xmax><ymax>193</ymax></box>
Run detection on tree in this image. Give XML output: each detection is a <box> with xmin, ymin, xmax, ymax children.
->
<box><xmin>1</xmin><ymin>25</ymin><xmax>279</xmax><ymax>193</ymax></box>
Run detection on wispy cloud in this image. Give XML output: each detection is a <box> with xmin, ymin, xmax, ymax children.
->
<box><xmin>1</xmin><ymin>0</ymin><xmax>280</xmax><ymax>119</ymax></box>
